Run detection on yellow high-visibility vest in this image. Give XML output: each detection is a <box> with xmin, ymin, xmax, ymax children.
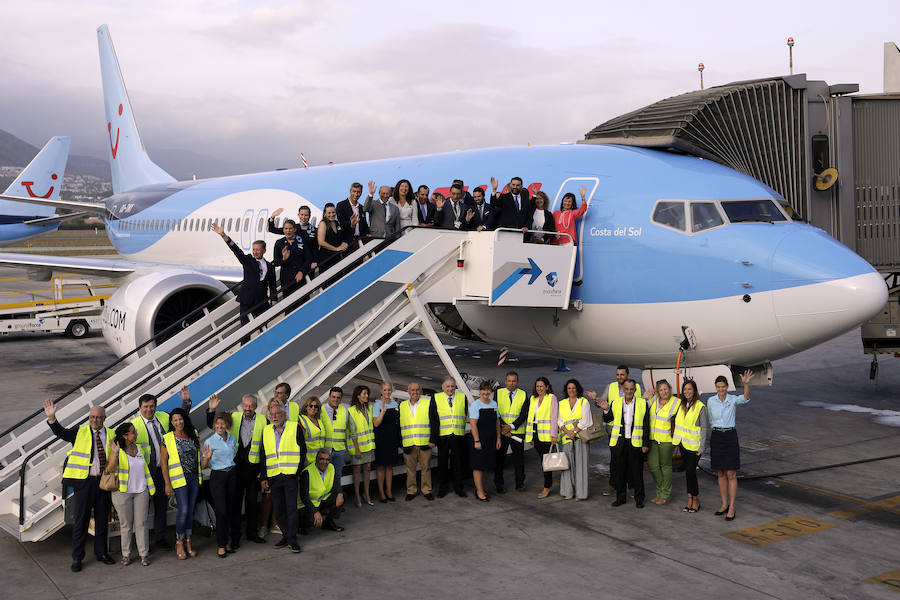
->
<box><xmin>348</xmin><ymin>405</ymin><xmax>375</xmax><ymax>453</ymax></box>
<box><xmin>61</xmin><ymin>424</ymin><xmax>114</xmax><ymax>480</ymax></box>
<box><xmin>608</xmin><ymin>397</ymin><xmax>647</xmax><ymax>448</ymax></box>
<box><xmin>299</xmin><ymin>414</ymin><xmax>333</xmax><ymax>464</ymax></box>
<box><xmin>162</xmin><ymin>431</ymin><xmax>202</xmax><ymax>489</ymax></box>
<box><xmin>558</xmin><ymin>396</ymin><xmax>588</xmax><ymax>444</ymax></box>
<box><xmin>648</xmin><ymin>395</ymin><xmax>681</xmax><ymax>443</ymax></box>
<box><xmin>434</xmin><ymin>391</ymin><xmax>467</xmax><ymax>436</ymax></box>
<box><xmin>673</xmin><ymin>400</ymin><xmax>706</xmax><ymax>451</ymax></box>
<box><xmin>325</xmin><ymin>404</ymin><xmax>349</xmax><ymax>451</ymax></box>
<box><xmin>607</xmin><ymin>381</ymin><xmax>642</xmax><ymax>404</ymax></box>
<box><xmin>526</xmin><ymin>394</ymin><xmax>556</xmax><ymax>443</ymax></box>
<box><xmin>297</xmin><ymin>462</ymin><xmax>335</xmax><ymax>509</ymax></box>
<box><xmin>131</xmin><ymin>412</ymin><xmax>170</xmax><ymax>466</ymax></box>
<box><xmin>399</xmin><ymin>397</ymin><xmax>432</xmax><ymax>447</ymax></box>
<box><xmin>262</xmin><ymin>421</ymin><xmax>303</xmax><ymax>477</ymax></box>
<box><xmin>227</xmin><ymin>412</ymin><xmax>266</xmax><ymax>464</ymax></box>
<box><xmin>497</xmin><ymin>388</ymin><xmax>529</xmax><ymax>435</ymax></box>
<box><xmin>115</xmin><ymin>449</ymin><xmax>156</xmax><ymax>495</ymax></box>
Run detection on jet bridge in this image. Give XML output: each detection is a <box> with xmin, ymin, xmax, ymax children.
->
<box><xmin>0</xmin><ymin>227</ymin><xmax>575</xmax><ymax>542</ymax></box>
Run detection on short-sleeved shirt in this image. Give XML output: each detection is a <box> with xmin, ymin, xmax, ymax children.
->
<box><xmin>469</xmin><ymin>399</ymin><xmax>498</xmax><ymax>420</ymax></box>
<box><xmin>372</xmin><ymin>398</ymin><xmax>399</xmax><ymax>419</ymax></box>
<box><xmin>706</xmin><ymin>394</ymin><xmax>749</xmax><ymax>429</ymax></box>
<box><xmin>205</xmin><ymin>432</ymin><xmax>237</xmax><ymax>470</ymax></box>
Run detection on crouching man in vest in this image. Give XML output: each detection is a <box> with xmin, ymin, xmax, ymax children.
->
<box><xmin>44</xmin><ymin>399</ymin><xmax>116</xmax><ymax>572</ymax></box>
<box><xmin>400</xmin><ymin>382</ymin><xmax>440</xmax><ymax>501</ymax></box>
<box><xmin>599</xmin><ymin>379</ymin><xmax>650</xmax><ymax>508</ymax></box>
<box><xmin>259</xmin><ymin>399</ymin><xmax>306</xmax><ymax>553</ymax></box>
<box><xmin>298</xmin><ymin>449</ymin><xmax>345</xmax><ymax>533</ymax></box>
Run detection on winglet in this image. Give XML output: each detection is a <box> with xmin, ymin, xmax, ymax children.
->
<box><xmin>1</xmin><ymin>136</ymin><xmax>70</xmax><ymax>218</ymax></box>
<box><xmin>97</xmin><ymin>24</ymin><xmax>175</xmax><ymax>194</ymax></box>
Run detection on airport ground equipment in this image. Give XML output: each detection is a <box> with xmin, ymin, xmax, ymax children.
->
<box><xmin>0</xmin><ymin>277</ymin><xmax>109</xmax><ymax>338</ymax></box>
<box><xmin>0</xmin><ymin>227</ymin><xmax>575</xmax><ymax>542</ymax></box>
<box><xmin>583</xmin><ymin>74</ymin><xmax>900</xmax><ymax>356</ymax></box>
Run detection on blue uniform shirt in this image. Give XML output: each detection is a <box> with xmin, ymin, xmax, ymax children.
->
<box><xmin>205</xmin><ymin>431</ymin><xmax>237</xmax><ymax>470</ymax></box>
<box><xmin>706</xmin><ymin>394</ymin><xmax>749</xmax><ymax>429</ymax></box>
<box><xmin>372</xmin><ymin>398</ymin><xmax>399</xmax><ymax>418</ymax></box>
<box><xmin>469</xmin><ymin>399</ymin><xmax>498</xmax><ymax>420</ymax></box>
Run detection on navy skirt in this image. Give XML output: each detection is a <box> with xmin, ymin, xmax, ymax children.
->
<box><xmin>710</xmin><ymin>429</ymin><xmax>740</xmax><ymax>471</ymax></box>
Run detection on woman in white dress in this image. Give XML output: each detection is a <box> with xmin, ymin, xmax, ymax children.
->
<box><xmin>393</xmin><ymin>179</ymin><xmax>418</xmax><ymax>229</ymax></box>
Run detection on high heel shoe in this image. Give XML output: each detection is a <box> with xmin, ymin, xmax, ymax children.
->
<box><xmin>175</xmin><ymin>539</ymin><xmax>187</xmax><ymax>560</ymax></box>
<box><xmin>366</xmin><ymin>499</ymin><xmax>375</xmax><ymax>506</ymax></box>
<box><xmin>185</xmin><ymin>536</ymin><xmax>197</xmax><ymax>557</ymax></box>
<box><xmin>714</xmin><ymin>507</ymin><xmax>728</xmax><ymax>516</ymax></box>
<box><xmin>725</xmin><ymin>510</ymin><xmax>736</xmax><ymax>521</ymax></box>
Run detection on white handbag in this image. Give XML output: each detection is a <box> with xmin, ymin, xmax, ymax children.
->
<box><xmin>542</xmin><ymin>442</ymin><xmax>569</xmax><ymax>472</ymax></box>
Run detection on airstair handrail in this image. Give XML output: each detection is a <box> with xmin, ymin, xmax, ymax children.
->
<box><xmin>492</xmin><ymin>227</ymin><xmax>574</xmax><ymax>244</ymax></box>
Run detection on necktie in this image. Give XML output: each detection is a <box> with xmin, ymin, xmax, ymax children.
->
<box><xmin>95</xmin><ymin>430</ymin><xmax>107</xmax><ymax>474</ymax></box>
<box><xmin>515</xmin><ymin>195</ymin><xmax>520</xmax><ymax>211</ymax></box>
<box><xmin>421</xmin><ymin>204</ymin><xmax>427</xmax><ymax>220</ymax></box>
<box><xmin>149</xmin><ymin>419</ymin><xmax>162</xmax><ymax>467</ymax></box>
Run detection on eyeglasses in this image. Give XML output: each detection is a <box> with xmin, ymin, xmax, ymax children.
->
<box><xmin>309</xmin><ymin>404</ymin><xmax>321</xmax><ymax>409</ymax></box>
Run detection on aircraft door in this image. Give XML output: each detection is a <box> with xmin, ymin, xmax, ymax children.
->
<box><xmin>550</xmin><ymin>177</ymin><xmax>599</xmax><ymax>281</ymax></box>
<box><xmin>239</xmin><ymin>208</ymin><xmax>253</xmax><ymax>250</ymax></box>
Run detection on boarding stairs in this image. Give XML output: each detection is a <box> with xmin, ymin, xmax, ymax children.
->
<box><xmin>0</xmin><ymin>227</ymin><xmax>576</xmax><ymax>541</ymax></box>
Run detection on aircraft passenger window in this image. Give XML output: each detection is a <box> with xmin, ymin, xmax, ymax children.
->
<box><xmin>652</xmin><ymin>202</ymin><xmax>686</xmax><ymax>231</ymax></box>
<box><xmin>257</xmin><ymin>217</ymin><xmax>265</xmax><ymax>233</ymax></box>
<box><xmin>691</xmin><ymin>203</ymin><xmax>724</xmax><ymax>232</ymax></box>
<box><xmin>720</xmin><ymin>199</ymin><xmax>787</xmax><ymax>223</ymax></box>
<box><xmin>243</xmin><ymin>218</ymin><xmax>250</xmax><ymax>232</ymax></box>
<box><xmin>227</xmin><ymin>218</ymin><xmax>233</xmax><ymax>231</ymax></box>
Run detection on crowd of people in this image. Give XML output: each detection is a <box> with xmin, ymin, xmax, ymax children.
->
<box><xmin>46</xmin><ymin>366</ymin><xmax>752</xmax><ymax>571</ymax></box>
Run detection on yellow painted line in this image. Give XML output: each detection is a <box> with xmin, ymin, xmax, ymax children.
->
<box><xmin>0</xmin><ymin>294</ymin><xmax>111</xmax><ymax>310</ymax></box>
<box><xmin>722</xmin><ymin>515</ymin><xmax>836</xmax><ymax>547</ymax></box>
<box><xmin>827</xmin><ymin>495</ymin><xmax>900</xmax><ymax>520</ymax></box>
<box><xmin>0</xmin><ymin>277</ymin><xmax>28</xmax><ymax>282</ymax></box>
<box><xmin>864</xmin><ymin>568</ymin><xmax>900</xmax><ymax>593</ymax></box>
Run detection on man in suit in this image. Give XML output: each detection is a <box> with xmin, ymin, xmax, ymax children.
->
<box><xmin>452</xmin><ymin>179</ymin><xmax>475</xmax><ymax>207</ymax></box>
<box><xmin>268</xmin><ymin>206</ymin><xmax>319</xmax><ymax>277</ymax></box>
<box><xmin>599</xmin><ymin>379</ymin><xmax>650</xmax><ymax>508</ymax></box>
<box><xmin>336</xmin><ymin>182</ymin><xmax>368</xmax><ymax>249</ymax></box>
<box><xmin>206</xmin><ymin>392</ymin><xmax>267</xmax><ymax>545</ymax></box>
<box><xmin>364</xmin><ymin>181</ymin><xmax>400</xmax><ymax>238</ymax></box>
<box><xmin>490</xmin><ymin>176</ymin><xmax>531</xmax><ymax>230</ymax></box>
<box><xmin>464</xmin><ymin>187</ymin><xmax>495</xmax><ymax>231</ymax></box>
<box><xmin>414</xmin><ymin>185</ymin><xmax>435</xmax><ymax>227</ymax></box>
<box><xmin>435</xmin><ymin>184</ymin><xmax>472</xmax><ymax>231</ymax></box>
<box><xmin>272</xmin><ymin>218</ymin><xmax>312</xmax><ymax>298</ymax></box>
<box><xmin>44</xmin><ymin>399</ymin><xmax>116</xmax><ymax>572</ymax></box>
<box><xmin>213</xmin><ymin>223</ymin><xmax>277</xmax><ymax>343</ymax></box>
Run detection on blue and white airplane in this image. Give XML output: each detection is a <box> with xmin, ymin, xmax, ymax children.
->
<box><xmin>0</xmin><ymin>25</ymin><xmax>887</xmax><ymax>381</ymax></box>
<box><xmin>0</xmin><ymin>136</ymin><xmax>72</xmax><ymax>245</ymax></box>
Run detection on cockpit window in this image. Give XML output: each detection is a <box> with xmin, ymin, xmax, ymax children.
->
<box><xmin>652</xmin><ymin>201</ymin><xmax>686</xmax><ymax>231</ymax></box>
<box><xmin>691</xmin><ymin>202</ymin><xmax>724</xmax><ymax>232</ymax></box>
<box><xmin>720</xmin><ymin>199</ymin><xmax>787</xmax><ymax>223</ymax></box>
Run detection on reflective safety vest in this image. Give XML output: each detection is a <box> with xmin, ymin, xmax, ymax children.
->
<box><xmin>558</xmin><ymin>397</ymin><xmax>588</xmax><ymax>444</ymax></box>
<box><xmin>607</xmin><ymin>381</ymin><xmax>642</xmax><ymax>405</ymax></box>
<box><xmin>497</xmin><ymin>388</ymin><xmax>529</xmax><ymax>435</ymax></box>
<box><xmin>162</xmin><ymin>431</ymin><xmax>202</xmax><ymax>489</ymax></box>
<box><xmin>297</xmin><ymin>462</ymin><xmax>335</xmax><ymax>509</ymax></box>
<box><xmin>116</xmin><ymin>449</ymin><xmax>156</xmax><ymax>495</ymax></box>
<box><xmin>673</xmin><ymin>400</ymin><xmax>706</xmax><ymax>451</ymax></box>
<box><xmin>348</xmin><ymin>405</ymin><xmax>375</xmax><ymax>453</ymax></box>
<box><xmin>62</xmin><ymin>424</ymin><xmax>114</xmax><ymax>480</ymax></box>
<box><xmin>399</xmin><ymin>397</ymin><xmax>432</xmax><ymax>447</ymax></box>
<box><xmin>324</xmin><ymin>404</ymin><xmax>349</xmax><ymax>452</ymax></box>
<box><xmin>434</xmin><ymin>391</ymin><xmax>467</xmax><ymax>436</ymax></box>
<box><xmin>131</xmin><ymin>412</ymin><xmax>170</xmax><ymax>466</ymax></box>
<box><xmin>608</xmin><ymin>397</ymin><xmax>647</xmax><ymax>448</ymax></box>
<box><xmin>227</xmin><ymin>412</ymin><xmax>266</xmax><ymax>464</ymax></box>
<box><xmin>299</xmin><ymin>414</ymin><xmax>333</xmax><ymax>464</ymax></box>
<box><xmin>525</xmin><ymin>395</ymin><xmax>556</xmax><ymax>443</ymax></box>
<box><xmin>648</xmin><ymin>395</ymin><xmax>681</xmax><ymax>443</ymax></box>
<box><xmin>262</xmin><ymin>422</ymin><xmax>303</xmax><ymax>477</ymax></box>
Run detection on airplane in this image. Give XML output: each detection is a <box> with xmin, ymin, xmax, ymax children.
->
<box><xmin>0</xmin><ymin>25</ymin><xmax>887</xmax><ymax>388</ymax></box>
<box><xmin>0</xmin><ymin>136</ymin><xmax>74</xmax><ymax>246</ymax></box>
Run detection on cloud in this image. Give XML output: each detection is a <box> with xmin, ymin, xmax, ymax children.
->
<box><xmin>203</xmin><ymin>0</ymin><xmax>334</xmax><ymax>47</ymax></box>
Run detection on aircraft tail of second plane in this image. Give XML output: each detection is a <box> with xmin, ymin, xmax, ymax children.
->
<box><xmin>1</xmin><ymin>136</ymin><xmax>71</xmax><ymax>219</ymax></box>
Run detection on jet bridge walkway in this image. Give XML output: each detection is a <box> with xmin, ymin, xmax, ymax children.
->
<box><xmin>0</xmin><ymin>227</ymin><xmax>575</xmax><ymax>542</ymax></box>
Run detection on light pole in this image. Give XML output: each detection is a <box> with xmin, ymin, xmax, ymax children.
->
<box><xmin>698</xmin><ymin>62</ymin><xmax>705</xmax><ymax>90</ymax></box>
<box><xmin>787</xmin><ymin>37</ymin><xmax>795</xmax><ymax>75</ymax></box>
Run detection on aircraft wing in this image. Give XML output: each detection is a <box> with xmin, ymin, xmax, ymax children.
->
<box><xmin>0</xmin><ymin>252</ymin><xmax>243</xmax><ymax>282</ymax></box>
<box><xmin>23</xmin><ymin>212</ymin><xmax>89</xmax><ymax>225</ymax></box>
<box><xmin>0</xmin><ymin>194</ymin><xmax>107</xmax><ymax>215</ymax></box>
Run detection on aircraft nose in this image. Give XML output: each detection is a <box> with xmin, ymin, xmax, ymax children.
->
<box><xmin>770</xmin><ymin>227</ymin><xmax>888</xmax><ymax>351</ymax></box>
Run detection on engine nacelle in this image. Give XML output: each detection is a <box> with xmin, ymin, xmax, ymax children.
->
<box><xmin>102</xmin><ymin>270</ymin><xmax>228</xmax><ymax>359</ymax></box>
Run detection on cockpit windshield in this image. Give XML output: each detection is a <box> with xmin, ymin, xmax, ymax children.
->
<box><xmin>720</xmin><ymin>199</ymin><xmax>787</xmax><ymax>223</ymax></box>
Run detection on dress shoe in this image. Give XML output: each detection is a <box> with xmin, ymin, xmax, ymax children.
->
<box><xmin>636</xmin><ymin>501</ymin><xmax>645</xmax><ymax>509</ymax></box>
<box><xmin>230</xmin><ymin>540</ymin><xmax>241</xmax><ymax>550</ymax></box>
<box><xmin>96</xmin><ymin>554</ymin><xmax>115</xmax><ymax>565</ymax></box>
<box><xmin>495</xmin><ymin>485</ymin><xmax>506</xmax><ymax>494</ymax></box>
<box><xmin>248</xmin><ymin>535</ymin><xmax>266</xmax><ymax>544</ymax></box>
<box><xmin>323</xmin><ymin>519</ymin><xmax>345</xmax><ymax>532</ymax></box>
<box><xmin>424</xmin><ymin>493</ymin><xmax>434</xmax><ymax>501</ymax></box>
<box><xmin>405</xmin><ymin>493</ymin><xmax>415</xmax><ymax>501</ymax></box>
<box><xmin>290</xmin><ymin>544</ymin><xmax>303</xmax><ymax>553</ymax></box>
<box><xmin>155</xmin><ymin>539</ymin><xmax>172</xmax><ymax>551</ymax></box>
<box><xmin>611</xmin><ymin>499</ymin><xmax>627</xmax><ymax>507</ymax></box>
<box><xmin>456</xmin><ymin>490</ymin><xmax>467</xmax><ymax>498</ymax></box>
<box><xmin>437</xmin><ymin>488</ymin><xmax>448</xmax><ymax>498</ymax></box>
<box><xmin>274</xmin><ymin>538</ymin><xmax>289</xmax><ymax>548</ymax></box>
<box><xmin>70</xmin><ymin>561</ymin><xmax>82</xmax><ymax>573</ymax></box>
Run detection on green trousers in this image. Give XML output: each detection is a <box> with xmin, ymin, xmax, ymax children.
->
<box><xmin>647</xmin><ymin>441</ymin><xmax>673</xmax><ymax>499</ymax></box>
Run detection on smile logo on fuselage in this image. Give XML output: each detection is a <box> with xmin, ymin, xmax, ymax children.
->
<box><xmin>108</xmin><ymin>103</ymin><xmax>123</xmax><ymax>159</ymax></box>
<box><xmin>20</xmin><ymin>173</ymin><xmax>58</xmax><ymax>198</ymax></box>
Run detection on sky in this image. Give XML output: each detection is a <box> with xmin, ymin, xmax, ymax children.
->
<box><xmin>1</xmin><ymin>0</ymin><xmax>897</xmax><ymax>176</ymax></box>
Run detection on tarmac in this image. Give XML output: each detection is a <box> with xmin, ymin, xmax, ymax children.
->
<box><xmin>0</xmin><ymin>266</ymin><xmax>899</xmax><ymax>599</ymax></box>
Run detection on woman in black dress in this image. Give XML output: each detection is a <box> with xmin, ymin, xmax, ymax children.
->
<box><xmin>316</xmin><ymin>202</ymin><xmax>349</xmax><ymax>271</ymax></box>
<box><xmin>373</xmin><ymin>381</ymin><xmax>401</xmax><ymax>502</ymax></box>
<box><xmin>469</xmin><ymin>381</ymin><xmax>501</xmax><ymax>502</ymax></box>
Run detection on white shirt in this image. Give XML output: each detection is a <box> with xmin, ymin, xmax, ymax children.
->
<box><xmin>141</xmin><ymin>415</ymin><xmax>163</xmax><ymax>468</ymax></box>
<box><xmin>398</xmin><ymin>202</ymin><xmax>417</xmax><ymax>228</ymax></box>
<box><xmin>350</xmin><ymin>202</ymin><xmax>360</xmax><ymax>236</ymax></box>
<box><xmin>623</xmin><ymin>399</ymin><xmax>636</xmax><ymax>439</ymax></box>
<box><xmin>257</xmin><ymin>258</ymin><xmax>267</xmax><ymax>281</ymax></box>
<box><xmin>90</xmin><ymin>427</ymin><xmax>106</xmax><ymax>476</ymax></box>
<box><xmin>532</xmin><ymin>209</ymin><xmax>545</xmax><ymax>230</ymax></box>
<box><xmin>514</xmin><ymin>194</ymin><xmax>522</xmax><ymax>210</ymax></box>
<box><xmin>379</xmin><ymin>200</ymin><xmax>392</xmax><ymax>222</ymax></box>
<box><xmin>125</xmin><ymin>452</ymin><xmax>148</xmax><ymax>493</ymax></box>
<box><xmin>409</xmin><ymin>400</ymin><xmax>420</xmax><ymax>418</ymax></box>
<box><xmin>240</xmin><ymin>415</ymin><xmax>255</xmax><ymax>447</ymax></box>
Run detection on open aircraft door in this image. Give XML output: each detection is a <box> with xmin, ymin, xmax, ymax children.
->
<box><xmin>550</xmin><ymin>177</ymin><xmax>600</xmax><ymax>281</ymax></box>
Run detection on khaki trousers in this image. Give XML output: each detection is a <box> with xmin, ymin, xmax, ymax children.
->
<box><xmin>403</xmin><ymin>446</ymin><xmax>433</xmax><ymax>494</ymax></box>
